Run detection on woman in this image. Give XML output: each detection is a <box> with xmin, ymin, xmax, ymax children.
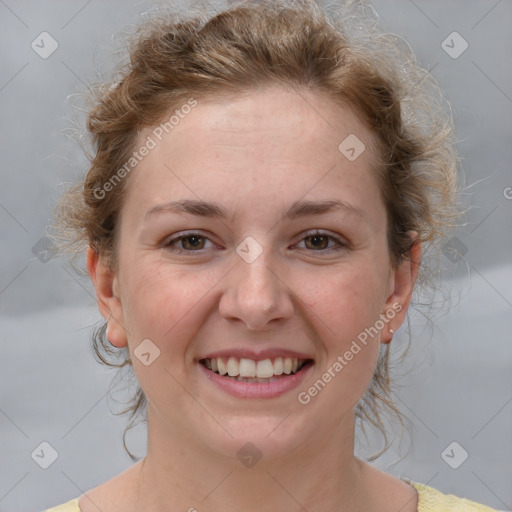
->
<box><xmin>46</xmin><ymin>1</ymin><xmax>498</xmax><ymax>510</ymax></box>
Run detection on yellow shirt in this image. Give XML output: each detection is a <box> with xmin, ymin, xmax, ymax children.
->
<box><xmin>45</xmin><ymin>480</ymin><xmax>500</xmax><ymax>511</ymax></box>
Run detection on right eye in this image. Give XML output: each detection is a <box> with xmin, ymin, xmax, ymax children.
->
<box><xmin>164</xmin><ymin>232</ymin><xmax>215</xmax><ymax>253</ymax></box>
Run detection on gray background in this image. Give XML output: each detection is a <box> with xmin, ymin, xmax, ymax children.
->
<box><xmin>1</xmin><ymin>1</ymin><xmax>511</xmax><ymax>511</ymax></box>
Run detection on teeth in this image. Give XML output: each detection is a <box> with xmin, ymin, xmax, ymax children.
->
<box><xmin>273</xmin><ymin>357</ymin><xmax>284</xmax><ymax>375</ymax></box>
<box><xmin>203</xmin><ymin>356</ymin><xmax>308</xmax><ymax>378</ymax></box>
<box><xmin>256</xmin><ymin>359</ymin><xmax>274</xmax><ymax>378</ymax></box>
<box><xmin>227</xmin><ymin>357</ymin><xmax>239</xmax><ymax>377</ymax></box>
<box><xmin>239</xmin><ymin>358</ymin><xmax>256</xmax><ymax>378</ymax></box>
<box><xmin>217</xmin><ymin>358</ymin><xmax>227</xmax><ymax>376</ymax></box>
<box><xmin>235</xmin><ymin>376</ymin><xmax>279</xmax><ymax>383</ymax></box>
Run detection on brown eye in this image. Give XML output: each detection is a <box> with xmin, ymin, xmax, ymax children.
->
<box><xmin>166</xmin><ymin>233</ymin><xmax>212</xmax><ymax>252</ymax></box>
<box><xmin>304</xmin><ymin>234</ymin><xmax>330</xmax><ymax>250</ymax></box>
<box><xmin>180</xmin><ymin>235</ymin><xmax>206</xmax><ymax>250</ymax></box>
<box><xmin>295</xmin><ymin>230</ymin><xmax>347</xmax><ymax>254</ymax></box>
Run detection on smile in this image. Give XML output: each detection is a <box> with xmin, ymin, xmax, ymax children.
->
<box><xmin>201</xmin><ymin>356</ymin><xmax>310</xmax><ymax>381</ymax></box>
<box><xmin>199</xmin><ymin>356</ymin><xmax>314</xmax><ymax>398</ymax></box>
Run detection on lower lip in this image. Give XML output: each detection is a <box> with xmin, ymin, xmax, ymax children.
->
<box><xmin>198</xmin><ymin>362</ymin><xmax>313</xmax><ymax>399</ymax></box>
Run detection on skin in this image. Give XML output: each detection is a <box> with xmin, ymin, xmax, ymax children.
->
<box><xmin>83</xmin><ymin>85</ymin><xmax>420</xmax><ymax>512</ymax></box>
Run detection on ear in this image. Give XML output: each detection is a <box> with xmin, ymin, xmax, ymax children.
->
<box><xmin>381</xmin><ymin>235</ymin><xmax>421</xmax><ymax>344</ymax></box>
<box><xmin>86</xmin><ymin>246</ymin><xmax>128</xmax><ymax>348</ymax></box>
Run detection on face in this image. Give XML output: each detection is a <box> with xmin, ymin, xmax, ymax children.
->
<box><xmin>89</xmin><ymin>86</ymin><xmax>417</xmax><ymax>463</ymax></box>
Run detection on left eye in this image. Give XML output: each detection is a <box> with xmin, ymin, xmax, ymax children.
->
<box><xmin>295</xmin><ymin>232</ymin><xmax>344</xmax><ymax>251</ymax></box>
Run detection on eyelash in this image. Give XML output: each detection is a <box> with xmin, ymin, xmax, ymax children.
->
<box><xmin>164</xmin><ymin>230</ymin><xmax>347</xmax><ymax>254</ymax></box>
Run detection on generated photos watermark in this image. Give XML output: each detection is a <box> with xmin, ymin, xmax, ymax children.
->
<box><xmin>297</xmin><ymin>302</ymin><xmax>402</xmax><ymax>404</ymax></box>
<box><xmin>93</xmin><ymin>98</ymin><xmax>198</xmax><ymax>200</ymax></box>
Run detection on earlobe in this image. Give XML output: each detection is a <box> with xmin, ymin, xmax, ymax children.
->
<box><xmin>381</xmin><ymin>237</ymin><xmax>421</xmax><ymax>344</ymax></box>
<box><xmin>86</xmin><ymin>246</ymin><xmax>128</xmax><ymax>348</ymax></box>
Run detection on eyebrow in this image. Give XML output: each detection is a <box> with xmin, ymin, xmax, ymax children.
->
<box><xmin>145</xmin><ymin>198</ymin><xmax>364</xmax><ymax>221</ymax></box>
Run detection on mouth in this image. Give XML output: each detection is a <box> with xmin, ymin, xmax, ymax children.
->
<box><xmin>200</xmin><ymin>356</ymin><xmax>313</xmax><ymax>383</ymax></box>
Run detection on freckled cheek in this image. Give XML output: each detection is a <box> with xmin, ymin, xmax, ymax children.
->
<box><xmin>120</xmin><ymin>263</ymin><xmax>211</xmax><ymax>347</ymax></box>
<box><xmin>302</xmin><ymin>270</ymin><xmax>384</xmax><ymax>339</ymax></box>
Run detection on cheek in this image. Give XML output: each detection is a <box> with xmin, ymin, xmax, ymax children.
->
<box><xmin>302</xmin><ymin>267</ymin><xmax>385</xmax><ymax>406</ymax></box>
<box><xmin>118</xmin><ymin>261</ymin><xmax>211</xmax><ymax>392</ymax></box>
<box><xmin>299</xmin><ymin>261</ymin><xmax>388</xmax><ymax>341</ymax></box>
<box><xmin>119</xmin><ymin>256</ymin><xmax>221</xmax><ymax>351</ymax></box>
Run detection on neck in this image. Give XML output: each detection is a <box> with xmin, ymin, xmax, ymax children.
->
<box><xmin>132</xmin><ymin>406</ymin><xmax>373</xmax><ymax>512</ymax></box>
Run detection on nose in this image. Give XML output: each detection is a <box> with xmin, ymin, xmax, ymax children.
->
<box><xmin>218</xmin><ymin>249</ymin><xmax>294</xmax><ymax>331</ymax></box>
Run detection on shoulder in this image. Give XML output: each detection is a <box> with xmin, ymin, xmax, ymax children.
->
<box><xmin>44</xmin><ymin>498</ymin><xmax>81</xmax><ymax>512</ymax></box>
<box><xmin>402</xmin><ymin>478</ymin><xmax>501</xmax><ymax>512</ymax></box>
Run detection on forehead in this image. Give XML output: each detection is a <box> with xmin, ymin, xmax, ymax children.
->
<box><xmin>123</xmin><ymin>86</ymin><xmax>382</xmax><ymax>220</ymax></box>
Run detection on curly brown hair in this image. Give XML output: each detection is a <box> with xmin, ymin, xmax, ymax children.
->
<box><xmin>52</xmin><ymin>0</ymin><xmax>460</xmax><ymax>461</ymax></box>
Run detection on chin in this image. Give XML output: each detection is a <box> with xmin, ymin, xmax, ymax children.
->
<box><xmin>196</xmin><ymin>413</ymin><xmax>312</xmax><ymax>465</ymax></box>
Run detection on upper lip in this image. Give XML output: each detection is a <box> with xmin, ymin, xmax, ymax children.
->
<box><xmin>198</xmin><ymin>348</ymin><xmax>314</xmax><ymax>361</ymax></box>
